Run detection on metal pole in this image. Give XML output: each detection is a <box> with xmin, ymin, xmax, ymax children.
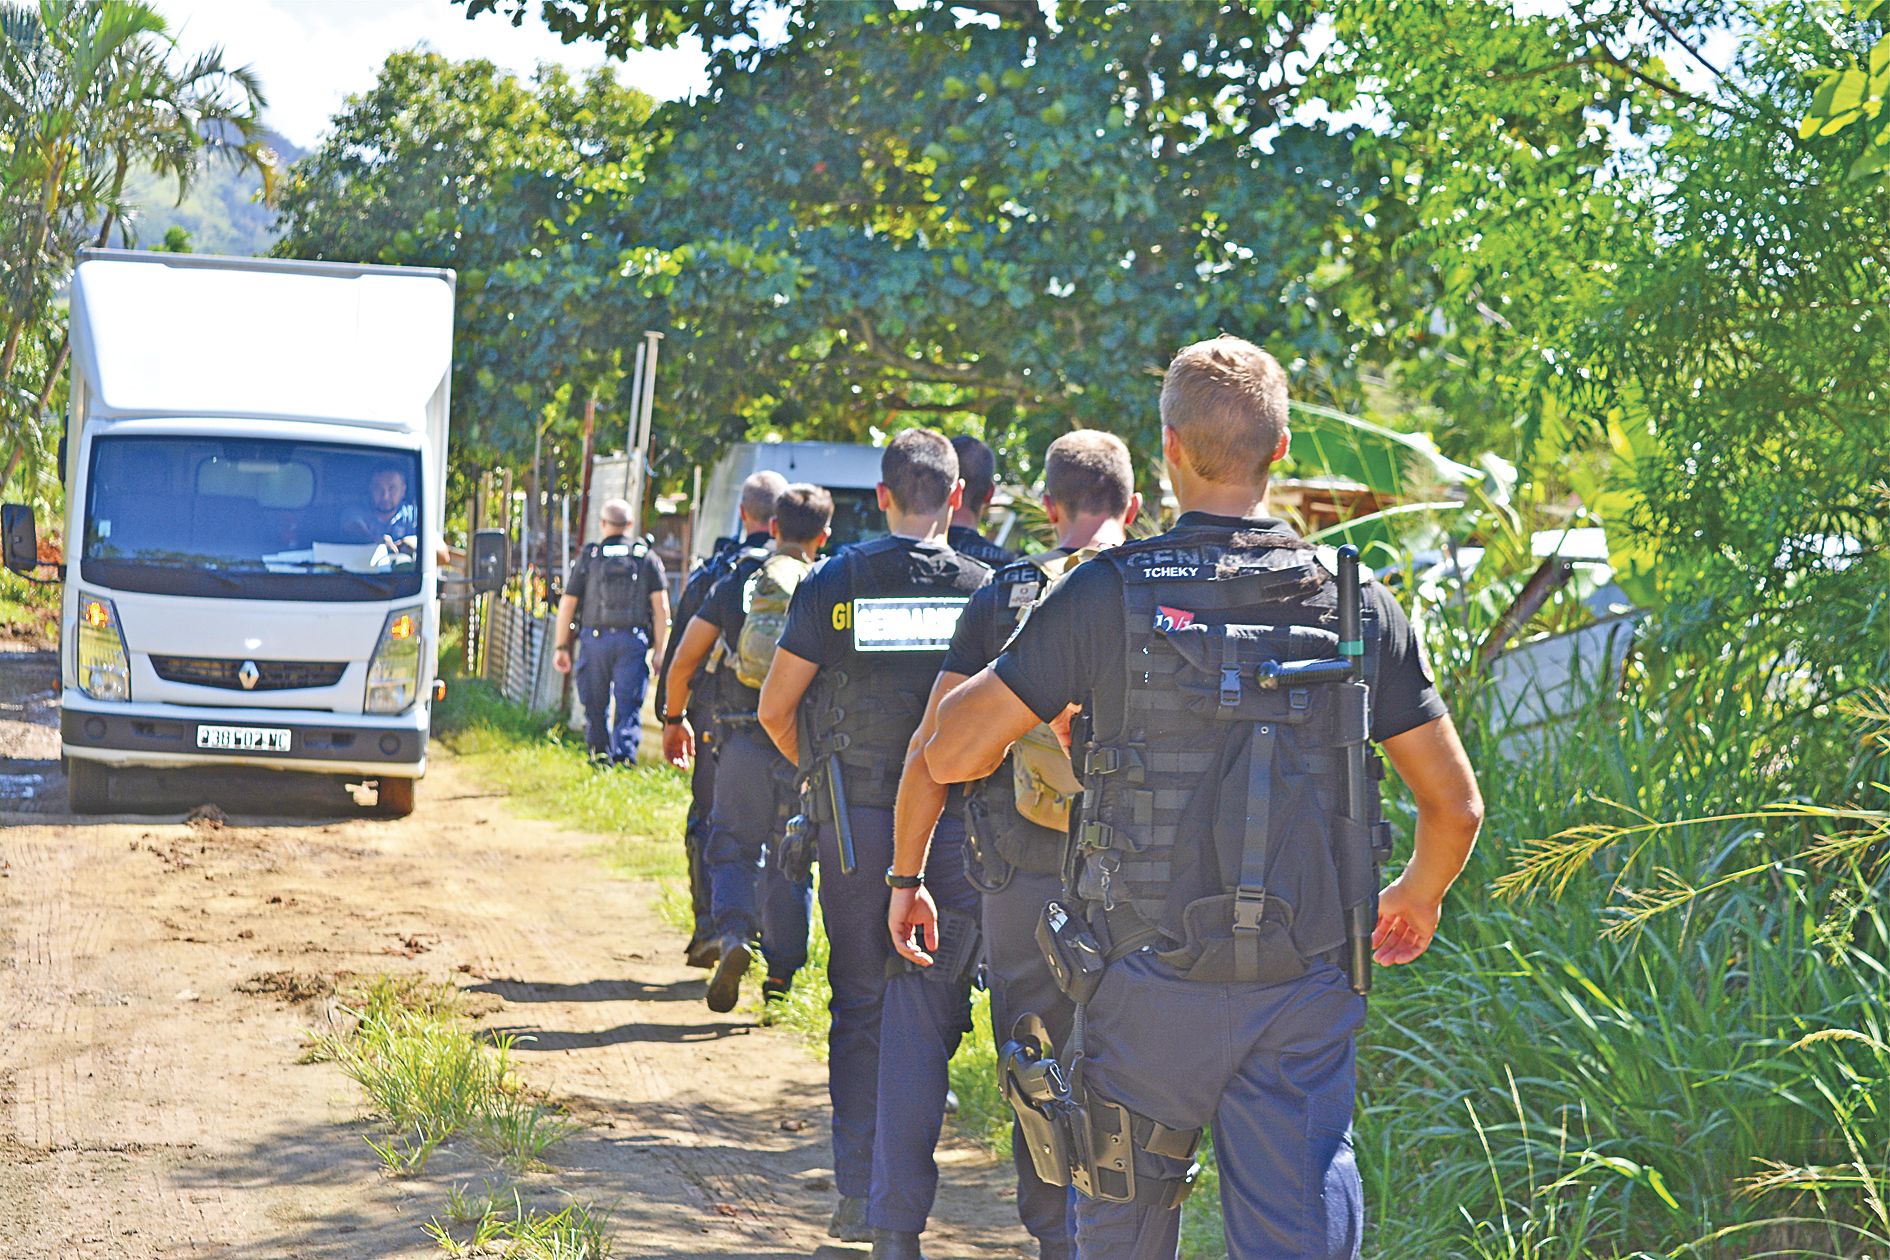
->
<box><xmin>574</xmin><ymin>393</ymin><xmax>597</xmax><ymax>553</ymax></box>
<box><xmin>560</xmin><ymin>492</ymin><xmax>570</xmax><ymax>582</ymax></box>
<box><xmin>631</xmin><ymin>329</ymin><xmax>663</xmax><ymax>528</ymax></box>
<box><xmin>624</xmin><ymin>341</ymin><xmax>646</xmax><ymax>500</ymax></box>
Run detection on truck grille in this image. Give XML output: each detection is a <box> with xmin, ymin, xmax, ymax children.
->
<box><xmin>150</xmin><ymin>656</ymin><xmax>348</xmax><ymax>692</ymax></box>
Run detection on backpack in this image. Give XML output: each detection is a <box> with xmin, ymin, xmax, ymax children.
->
<box><xmin>734</xmin><ymin>552</ymin><xmax>812</xmax><ymax>689</ymax></box>
<box><xmin>1004</xmin><ymin>549</ymin><xmax>1094</xmax><ymax>833</ymax></box>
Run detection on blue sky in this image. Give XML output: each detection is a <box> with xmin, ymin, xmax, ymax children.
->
<box><xmin>151</xmin><ymin>0</ymin><xmax>709</xmax><ymax>150</ymax></box>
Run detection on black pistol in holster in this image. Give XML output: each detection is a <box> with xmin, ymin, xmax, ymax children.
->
<box><xmin>798</xmin><ymin>707</ymin><xmax>858</xmax><ymax>877</ymax></box>
<box><xmin>997</xmin><ymin>900</ymin><xmax>1201</xmax><ymax>1210</ymax></box>
<box><xmin>776</xmin><ymin>809</ymin><xmax>817</xmax><ymax>884</ymax></box>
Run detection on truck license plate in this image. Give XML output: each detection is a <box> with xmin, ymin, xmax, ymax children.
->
<box><xmin>195</xmin><ymin>724</ymin><xmax>291</xmax><ymax>753</ymax></box>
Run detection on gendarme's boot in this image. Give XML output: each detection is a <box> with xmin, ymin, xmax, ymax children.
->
<box><xmin>870</xmin><ymin>1230</ymin><xmax>927</xmax><ymax>1260</ymax></box>
<box><xmin>704</xmin><ymin>935</ymin><xmax>752</xmax><ymax>1014</ymax></box>
<box><xmin>683</xmin><ymin>935</ymin><xmax>720</xmax><ymax>970</ymax></box>
<box><xmin>827</xmin><ymin>1195</ymin><xmax>871</xmax><ymax>1243</ymax></box>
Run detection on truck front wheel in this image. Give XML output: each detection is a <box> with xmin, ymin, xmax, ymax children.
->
<box><xmin>375</xmin><ymin>777</ymin><xmax>416</xmax><ymax>818</ymax></box>
<box><xmin>67</xmin><ymin>758</ymin><xmax>112</xmax><ymax>814</ymax></box>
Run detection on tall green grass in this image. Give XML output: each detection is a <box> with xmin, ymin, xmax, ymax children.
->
<box><xmin>1327</xmin><ymin>630</ymin><xmax>1890</xmax><ymax>1260</ymax></box>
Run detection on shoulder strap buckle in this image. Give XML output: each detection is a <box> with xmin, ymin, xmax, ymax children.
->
<box><xmin>1232</xmin><ymin>886</ymin><xmax>1269</xmax><ymax>933</ymax></box>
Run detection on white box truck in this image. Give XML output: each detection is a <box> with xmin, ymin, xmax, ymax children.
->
<box><xmin>2</xmin><ymin>249</ymin><xmax>504</xmax><ymax>815</ymax></box>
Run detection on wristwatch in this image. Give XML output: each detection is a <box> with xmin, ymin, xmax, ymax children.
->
<box><xmin>885</xmin><ymin>868</ymin><xmax>924</xmax><ymax>890</ymax></box>
<box><xmin>663</xmin><ymin>713</ymin><xmax>686</xmax><ymax>727</ymax></box>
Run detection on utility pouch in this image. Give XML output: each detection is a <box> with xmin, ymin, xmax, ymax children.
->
<box><xmin>1035</xmin><ymin>900</ymin><xmax>1107</xmax><ymax>1005</ymax></box>
<box><xmin>776</xmin><ymin>813</ymin><xmax>817</xmax><ymax>884</ymax></box>
<box><xmin>1011</xmin><ymin>722</ymin><xmax>1083</xmax><ymax>831</ymax></box>
<box><xmin>963</xmin><ymin>797</ymin><xmax>1016</xmax><ymax>895</ymax></box>
<box><xmin>888</xmin><ymin>904</ymin><xmax>985</xmax><ymax>987</ymax></box>
<box><xmin>1154</xmin><ymin>893</ymin><xmax>1307</xmax><ymax>986</ymax></box>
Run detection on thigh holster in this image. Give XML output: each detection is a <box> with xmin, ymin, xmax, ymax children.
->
<box><xmin>997</xmin><ymin>1014</ymin><xmax>1203</xmax><ymax>1210</ymax></box>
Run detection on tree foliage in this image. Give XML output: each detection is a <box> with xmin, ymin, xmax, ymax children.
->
<box><xmin>448</xmin><ymin>0</ymin><xmax>1458</xmax><ymax>491</ymax></box>
<box><xmin>0</xmin><ymin>0</ymin><xmax>271</xmax><ymax>490</ymax></box>
<box><xmin>272</xmin><ymin>51</ymin><xmax>656</xmax><ymax>475</ymax></box>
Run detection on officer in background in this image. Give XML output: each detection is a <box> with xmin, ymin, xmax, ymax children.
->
<box><xmin>947</xmin><ymin>434</ymin><xmax>1016</xmax><ymax>568</ymax></box>
<box><xmin>757</xmin><ymin>430</ymin><xmax>991</xmax><ymax>1260</ymax></box>
<box><xmin>553</xmin><ymin>497</ymin><xmax>670</xmax><ymax>767</ymax></box>
<box><xmin>661</xmin><ymin>483</ymin><xmax>832</xmax><ymax>1015</ymax></box>
<box><xmin>657</xmin><ymin>471</ymin><xmax>788</xmax><ymax>968</ymax></box>
<box><xmin>890</xmin><ymin>430</ymin><xmax>1140</xmax><ymax>1260</ymax></box>
<box><xmin>926</xmin><ymin>337</ymin><xmax>1485</xmax><ymax>1259</ymax></box>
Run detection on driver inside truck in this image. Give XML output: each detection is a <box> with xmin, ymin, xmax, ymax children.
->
<box><xmin>346</xmin><ymin>464</ymin><xmax>421</xmax><ymax>562</ymax></box>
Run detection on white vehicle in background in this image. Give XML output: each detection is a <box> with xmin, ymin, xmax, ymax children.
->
<box><xmin>691</xmin><ymin>440</ymin><xmax>1020</xmax><ymax>567</ymax></box>
<box><xmin>2</xmin><ymin>249</ymin><xmax>505</xmax><ymax>816</ymax></box>
<box><xmin>691</xmin><ymin>441</ymin><xmax>888</xmax><ymax>567</ymax></box>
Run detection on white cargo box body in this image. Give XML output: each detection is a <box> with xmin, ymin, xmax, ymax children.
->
<box><xmin>59</xmin><ymin>251</ymin><xmax>457</xmax><ymax>790</ymax></box>
<box><xmin>66</xmin><ymin>253</ymin><xmax>455</xmax><ymax>535</ymax></box>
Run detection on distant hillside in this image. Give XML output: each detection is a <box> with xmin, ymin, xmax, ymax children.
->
<box><xmin>118</xmin><ymin>127</ymin><xmax>304</xmax><ymax>258</ymax></box>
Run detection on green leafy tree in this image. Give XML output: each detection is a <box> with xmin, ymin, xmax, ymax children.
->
<box><xmin>0</xmin><ymin>0</ymin><xmax>270</xmax><ymax>488</ymax></box>
<box><xmin>459</xmin><ymin>0</ymin><xmax>1447</xmax><ymax>492</ymax></box>
<box><xmin>272</xmin><ymin>51</ymin><xmax>657</xmax><ymax>473</ymax></box>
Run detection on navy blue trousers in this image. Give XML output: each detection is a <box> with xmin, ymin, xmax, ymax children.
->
<box><xmin>683</xmin><ymin>700</ymin><xmax>718</xmax><ymax>944</ymax></box>
<box><xmin>980</xmin><ymin>865</ymin><xmax>1077</xmax><ymax>1255</ymax></box>
<box><xmin>1076</xmin><ymin>954</ymin><xmax>1366</xmax><ymax>1260</ymax></box>
<box><xmin>575</xmin><ymin>625</ymin><xmax>649</xmax><ymax>763</ymax></box>
<box><xmin>818</xmin><ymin>802</ymin><xmax>977</xmax><ymax>1233</ymax></box>
<box><xmin>705</xmin><ymin>725</ymin><xmax>812</xmax><ymax>980</ymax></box>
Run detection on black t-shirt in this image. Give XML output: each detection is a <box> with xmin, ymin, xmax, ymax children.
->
<box><xmin>565</xmin><ymin>532</ymin><xmax>667</xmax><ymax>625</ymax></box>
<box><xmin>992</xmin><ymin>514</ymin><xmax>1447</xmax><ymax>745</ymax></box>
<box><xmin>939</xmin><ymin>547</ymin><xmax>1072</xmax><ymax>678</ymax></box>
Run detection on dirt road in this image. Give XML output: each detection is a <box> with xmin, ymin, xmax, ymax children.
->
<box><xmin>0</xmin><ymin>643</ymin><xmax>1024</xmax><ymax>1259</ymax></box>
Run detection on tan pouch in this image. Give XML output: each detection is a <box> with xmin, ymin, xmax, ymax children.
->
<box><xmin>1011</xmin><ymin>722</ymin><xmax>1083</xmax><ymax>832</ymax></box>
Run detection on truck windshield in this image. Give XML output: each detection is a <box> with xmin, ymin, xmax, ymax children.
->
<box><xmin>81</xmin><ymin>435</ymin><xmax>425</xmax><ymax>602</ymax></box>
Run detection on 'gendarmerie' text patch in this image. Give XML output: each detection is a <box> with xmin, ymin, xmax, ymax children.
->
<box><xmin>852</xmin><ymin>597</ymin><xmax>969</xmax><ymax>653</ymax></box>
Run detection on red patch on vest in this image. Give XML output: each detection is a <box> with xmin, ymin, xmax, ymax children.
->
<box><xmin>1153</xmin><ymin>605</ymin><xmax>1196</xmax><ymax>633</ymax></box>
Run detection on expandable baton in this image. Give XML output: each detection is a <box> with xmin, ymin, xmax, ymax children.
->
<box><xmin>825</xmin><ymin>752</ymin><xmax>857</xmax><ymax>875</ymax></box>
<box><xmin>1334</xmin><ymin>545</ymin><xmax>1376</xmax><ymax>995</ymax></box>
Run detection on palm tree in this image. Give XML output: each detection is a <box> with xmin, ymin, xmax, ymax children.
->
<box><xmin>0</xmin><ymin>0</ymin><xmax>271</xmax><ymax>486</ymax></box>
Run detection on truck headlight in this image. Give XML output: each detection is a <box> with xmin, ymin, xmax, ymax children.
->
<box><xmin>365</xmin><ymin>606</ymin><xmax>423</xmax><ymax>714</ymax></box>
<box><xmin>76</xmin><ymin>592</ymin><xmax>131</xmax><ymax>701</ymax></box>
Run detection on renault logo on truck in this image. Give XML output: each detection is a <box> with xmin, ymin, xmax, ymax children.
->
<box><xmin>238</xmin><ymin>660</ymin><xmax>260</xmax><ymax>690</ymax></box>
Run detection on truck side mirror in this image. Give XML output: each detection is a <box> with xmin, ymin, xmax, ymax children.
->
<box><xmin>2</xmin><ymin>504</ymin><xmax>38</xmax><ymax>575</ymax></box>
<box><xmin>469</xmin><ymin>528</ymin><xmax>507</xmax><ymax>595</ymax></box>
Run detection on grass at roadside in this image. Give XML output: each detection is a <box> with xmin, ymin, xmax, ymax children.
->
<box><xmin>310</xmin><ymin>974</ymin><xmax>581</xmax><ymax>1178</ymax></box>
<box><xmin>433</xmin><ymin>678</ymin><xmax>687</xmax><ymax>882</ymax></box>
<box><xmin>0</xmin><ymin>569</ymin><xmax>59</xmax><ymax>643</ymax></box>
<box><xmin>310</xmin><ymin>972</ymin><xmax>609</xmax><ymax>1258</ymax></box>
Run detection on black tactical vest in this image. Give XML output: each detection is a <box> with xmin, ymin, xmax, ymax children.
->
<box><xmin>1071</xmin><ymin>524</ymin><xmax>1383</xmax><ymax>983</ymax></box>
<box><xmin>709</xmin><ymin>545</ymin><xmax>773</xmax><ymax>720</ymax></box>
<box><xmin>803</xmin><ymin>536</ymin><xmax>990</xmax><ymax>809</ymax></box>
<box><xmin>949</xmin><ymin>523</ymin><xmax>1016</xmax><ymax>569</ymax></box>
<box><xmin>965</xmin><ymin>552</ymin><xmax>1082</xmax><ymax>878</ymax></box>
<box><xmin>577</xmin><ymin>534</ymin><xmax>651</xmax><ymax>630</ymax></box>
